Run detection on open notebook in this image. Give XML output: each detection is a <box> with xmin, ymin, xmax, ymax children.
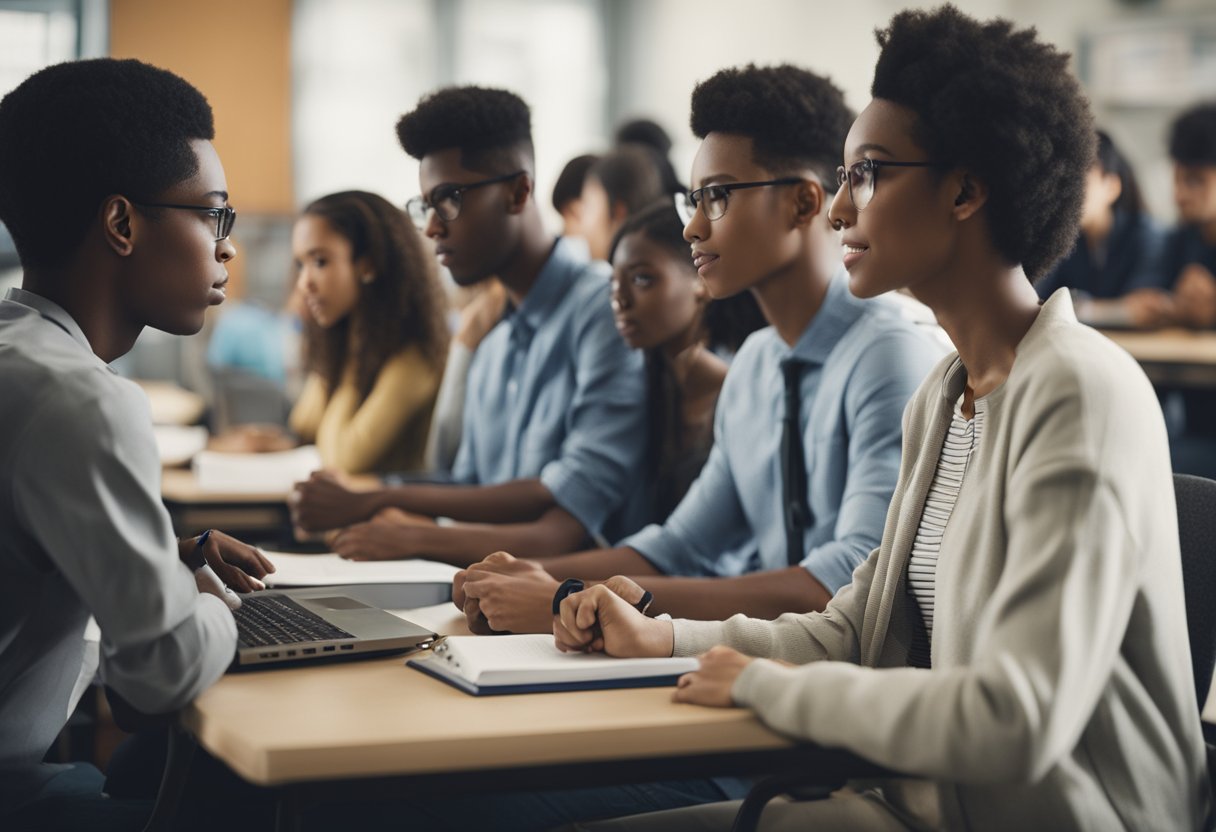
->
<box><xmin>408</xmin><ymin>634</ymin><xmax>699</xmax><ymax>696</ymax></box>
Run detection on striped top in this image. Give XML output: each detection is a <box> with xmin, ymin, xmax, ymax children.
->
<box><xmin>906</xmin><ymin>394</ymin><xmax>985</xmax><ymax>668</ymax></box>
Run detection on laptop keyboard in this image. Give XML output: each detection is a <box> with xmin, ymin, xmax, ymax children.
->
<box><xmin>234</xmin><ymin>595</ymin><xmax>355</xmax><ymax>648</ymax></box>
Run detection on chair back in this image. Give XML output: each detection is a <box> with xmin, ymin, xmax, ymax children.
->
<box><xmin>1174</xmin><ymin>473</ymin><xmax>1216</xmax><ymax>716</ymax></box>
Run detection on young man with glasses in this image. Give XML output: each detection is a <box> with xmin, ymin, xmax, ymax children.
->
<box><xmin>451</xmin><ymin>65</ymin><xmax>944</xmax><ymax>638</ymax></box>
<box><xmin>0</xmin><ymin>58</ymin><xmax>272</xmax><ymax>831</ymax></box>
<box><xmin>290</xmin><ymin>85</ymin><xmax>649</xmax><ymax>566</ymax></box>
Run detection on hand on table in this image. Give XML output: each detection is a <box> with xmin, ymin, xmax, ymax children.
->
<box><xmin>290</xmin><ymin>470</ymin><xmax>380</xmax><ymax>532</ymax></box>
<box><xmin>553</xmin><ymin>583</ymin><xmax>673</xmax><ymax>658</ymax></box>
<box><xmin>454</xmin><ymin>551</ymin><xmax>559</xmax><ymax>635</ymax></box>
<box><xmin>1122</xmin><ymin>288</ymin><xmax>1177</xmax><ymax>329</ymax></box>
<box><xmin>1174</xmin><ymin>265</ymin><xmax>1216</xmax><ymax>329</ymax></box>
<box><xmin>672</xmin><ymin>645</ymin><xmax>755</xmax><ymax>708</ymax></box>
<box><xmin>206</xmin><ymin>424</ymin><xmax>296</xmax><ymax>454</ymax></box>
<box><xmin>330</xmin><ymin>515</ymin><xmax>422</xmax><ymax>561</ymax></box>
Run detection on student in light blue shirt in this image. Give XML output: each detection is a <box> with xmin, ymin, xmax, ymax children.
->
<box><xmin>291</xmin><ymin>86</ymin><xmax>647</xmax><ymax>566</ymax></box>
<box><xmin>453</xmin><ymin>65</ymin><xmax>943</xmax><ymax>638</ymax></box>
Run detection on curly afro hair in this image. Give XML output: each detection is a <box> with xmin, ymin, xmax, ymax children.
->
<box><xmin>871</xmin><ymin>5</ymin><xmax>1096</xmax><ymax>280</ymax></box>
<box><xmin>1169</xmin><ymin>103</ymin><xmax>1216</xmax><ymax>167</ymax></box>
<box><xmin>0</xmin><ymin>58</ymin><xmax>214</xmax><ymax>271</ymax></box>
<box><xmin>689</xmin><ymin>64</ymin><xmax>854</xmax><ymax>189</ymax></box>
<box><xmin>396</xmin><ymin>86</ymin><xmax>533</xmax><ymax>173</ymax></box>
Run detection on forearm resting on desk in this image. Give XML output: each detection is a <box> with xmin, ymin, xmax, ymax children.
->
<box><xmin>371</xmin><ymin>478</ymin><xmax>559</xmax><ymax>524</ymax></box>
<box><xmin>293</xmin><ymin>475</ymin><xmax>560</xmax><ymax>532</ymax></box>
<box><xmin>408</xmin><ymin>506</ymin><xmax>589</xmax><ymax>566</ymax></box>
<box><xmin>545</xmin><ymin>550</ymin><xmax>831</xmax><ymax>618</ymax></box>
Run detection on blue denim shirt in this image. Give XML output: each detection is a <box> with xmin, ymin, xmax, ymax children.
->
<box><xmin>623</xmin><ymin>271</ymin><xmax>945</xmax><ymax>593</ymax></box>
<box><xmin>452</xmin><ymin>237</ymin><xmax>648</xmax><ymax>539</ymax></box>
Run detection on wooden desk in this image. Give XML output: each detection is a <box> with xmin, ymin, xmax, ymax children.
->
<box><xmin>1102</xmin><ymin>328</ymin><xmax>1216</xmax><ymax>388</ymax></box>
<box><xmin>160</xmin><ymin>468</ymin><xmax>291</xmax><ymax>539</ymax></box>
<box><xmin>135</xmin><ymin>380</ymin><xmax>207</xmax><ymax>426</ymax></box>
<box><xmin>172</xmin><ymin>610</ymin><xmax>887</xmax><ymax>831</ymax></box>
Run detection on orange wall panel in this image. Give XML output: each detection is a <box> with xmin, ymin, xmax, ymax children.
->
<box><xmin>109</xmin><ymin>0</ymin><xmax>293</xmax><ymax>216</ymax></box>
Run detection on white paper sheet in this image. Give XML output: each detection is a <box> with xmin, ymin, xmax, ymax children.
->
<box><xmin>192</xmin><ymin>445</ymin><xmax>322</xmax><ymax>493</ymax></box>
<box><xmin>261</xmin><ymin>550</ymin><xmax>460</xmax><ymax>587</ymax></box>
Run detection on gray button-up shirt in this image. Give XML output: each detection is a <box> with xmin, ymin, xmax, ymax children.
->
<box><xmin>0</xmin><ymin>288</ymin><xmax>236</xmax><ymax>811</ymax></box>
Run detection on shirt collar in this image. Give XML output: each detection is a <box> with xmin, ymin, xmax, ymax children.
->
<box><xmin>3</xmin><ymin>287</ymin><xmax>96</xmax><ymax>355</ymax></box>
<box><xmin>786</xmin><ymin>267</ymin><xmax>868</xmax><ymax>366</ymax></box>
<box><xmin>505</xmin><ymin>237</ymin><xmax>588</xmax><ymax>337</ymax></box>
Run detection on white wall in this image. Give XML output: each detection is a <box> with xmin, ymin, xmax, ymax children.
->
<box><xmin>613</xmin><ymin>0</ymin><xmax>1216</xmax><ymax>220</ymax></box>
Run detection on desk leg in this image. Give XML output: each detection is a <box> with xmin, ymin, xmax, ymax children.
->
<box><xmin>275</xmin><ymin>787</ymin><xmax>305</xmax><ymax>832</ymax></box>
<box><xmin>141</xmin><ymin>722</ymin><xmax>197</xmax><ymax>832</ymax></box>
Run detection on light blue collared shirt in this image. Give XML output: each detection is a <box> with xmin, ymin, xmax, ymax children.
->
<box><xmin>623</xmin><ymin>272</ymin><xmax>946</xmax><ymax>593</ymax></box>
<box><xmin>452</xmin><ymin>238</ymin><xmax>647</xmax><ymax>539</ymax></box>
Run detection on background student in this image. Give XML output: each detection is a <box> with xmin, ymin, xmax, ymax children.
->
<box><xmin>454</xmin><ymin>64</ymin><xmax>944</xmax><ymax>636</ymax></box>
<box><xmin>557</xmin><ymin>8</ymin><xmax>1210</xmax><ymax>830</ymax></box>
<box><xmin>1160</xmin><ymin>103</ymin><xmax>1216</xmax><ymax>479</ymax></box>
<box><xmin>579</xmin><ymin>146</ymin><xmax>669</xmax><ymax>261</ymax></box>
<box><xmin>0</xmin><ymin>57</ymin><xmax>271</xmax><ymax>831</ymax></box>
<box><xmin>611</xmin><ymin>200</ymin><xmax>763</xmax><ymax>525</ymax></box>
<box><xmin>284</xmin><ymin>190</ymin><xmax>449</xmax><ymax>474</ymax></box>
<box><xmin>1034</xmin><ymin>129</ymin><xmax>1170</xmax><ymax>328</ymax></box>
<box><xmin>615</xmin><ymin>117</ymin><xmax>684</xmax><ymax>196</ymax></box>
<box><xmin>551</xmin><ymin>152</ymin><xmax>600</xmax><ymax>244</ymax></box>
<box><xmin>291</xmin><ymin>85</ymin><xmax>648</xmax><ymax>565</ymax></box>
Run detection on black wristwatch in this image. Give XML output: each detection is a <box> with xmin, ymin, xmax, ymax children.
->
<box><xmin>552</xmin><ymin>578</ymin><xmax>584</xmax><ymax>614</ymax></box>
<box><xmin>550</xmin><ymin>578</ymin><xmax>654</xmax><ymax>616</ymax></box>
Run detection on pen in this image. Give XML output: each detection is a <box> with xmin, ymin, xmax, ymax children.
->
<box><xmin>189</xmin><ymin>529</ymin><xmax>242</xmax><ymax>611</ymax></box>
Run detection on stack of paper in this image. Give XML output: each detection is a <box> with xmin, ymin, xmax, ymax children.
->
<box><xmin>153</xmin><ymin>425</ymin><xmax>209</xmax><ymax>467</ymax></box>
<box><xmin>192</xmin><ymin>445</ymin><xmax>322</xmax><ymax>493</ymax></box>
<box><xmin>261</xmin><ymin>551</ymin><xmax>460</xmax><ymax>587</ymax></box>
<box><xmin>409</xmin><ymin>634</ymin><xmax>699</xmax><ymax>696</ymax></box>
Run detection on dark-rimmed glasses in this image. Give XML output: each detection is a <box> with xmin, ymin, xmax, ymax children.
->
<box><xmin>405</xmin><ymin>170</ymin><xmax>527</xmax><ymax>228</ymax></box>
<box><xmin>674</xmin><ymin>177</ymin><xmax>803</xmax><ymax>225</ymax></box>
<box><xmin>133</xmin><ymin>201</ymin><xmax>236</xmax><ymax>241</ymax></box>
<box><xmin>836</xmin><ymin>159</ymin><xmax>943</xmax><ymax>212</ymax></box>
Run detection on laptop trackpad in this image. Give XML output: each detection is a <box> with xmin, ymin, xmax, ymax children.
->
<box><xmin>309</xmin><ymin>596</ymin><xmax>372</xmax><ymax>610</ymax></box>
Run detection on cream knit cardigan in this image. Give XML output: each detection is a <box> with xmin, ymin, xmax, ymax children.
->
<box><xmin>674</xmin><ymin>290</ymin><xmax>1211</xmax><ymax>831</ymax></box>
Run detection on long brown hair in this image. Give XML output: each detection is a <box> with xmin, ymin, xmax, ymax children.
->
<box><xmin>300</xmin><ymin>190</ymin><xmax>449</xmax><ymax>402</ymax></box>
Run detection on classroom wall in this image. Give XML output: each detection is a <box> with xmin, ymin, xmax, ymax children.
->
<box><xmin>108</xmin><ymin>0</ymin><xmax>295</xmax><ymax>297</ymax></box>
<box><xmin>613</xmin><ymin>0</ymin><xmax>1214</xmax><ymax>220</ymax></box>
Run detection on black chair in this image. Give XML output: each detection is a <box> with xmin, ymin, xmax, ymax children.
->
<box><xmin>731</xmin><ymin>473</ymin><xmax>1216</xmax><ymax>832</ymax></box>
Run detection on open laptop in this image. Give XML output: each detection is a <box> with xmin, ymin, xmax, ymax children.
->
<box><xmin>230</xmin><ymin>585</ymin><xmax>437</xmax><ymax>670</ymax></box>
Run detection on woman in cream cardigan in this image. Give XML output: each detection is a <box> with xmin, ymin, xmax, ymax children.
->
<box><xmin>555</xmin><ymin>7</ymin><xmax>1211</xmax><ymax>831</ymax></box>
<box><xmin>289</xmin><ymin>190</ymin><xmax>448</xmax><ymax>475</ymax></box>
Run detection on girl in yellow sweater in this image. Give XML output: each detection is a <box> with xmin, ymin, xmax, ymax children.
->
<box><xmin>289</xmin><ymin>190</ymin><xmax>449</xmax><ymax>475</ymax></box>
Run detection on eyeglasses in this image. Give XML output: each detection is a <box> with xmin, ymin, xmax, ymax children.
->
<box><xmin>405</xmin><ymin>170</ymin><xmax>527</xmax><ymax>228</ymax></box>
<box><xmin>132</xmin><ymin>201</ymin><xmax>236</xmax><ymax>241</ymax></box>
<box><xmin>836</xmin><ymin>159</ymin><xmax>942</xmax><ymax>212</ymax></box>
<box><xmin>674</xmin><ymin>177</ymin><xmax>803</xmax><ymax>225</ymax></box>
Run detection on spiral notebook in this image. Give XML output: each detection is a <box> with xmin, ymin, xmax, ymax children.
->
<box><xmin>408</xmin><ymin>634</ymin><xmax>699</xmax><ymax>696</ymax></box>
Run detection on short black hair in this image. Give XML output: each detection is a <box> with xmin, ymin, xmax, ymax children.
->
<box><xmin>1169</xmin><ymin>102</ymin><xmax>1216</xmax><ymax>167</ymax></box>
<box><xmin>1096</xmin><ymin>129</ymin><xmax>1145</xmax><ymax>218</ymax></box>
<box><xmin>872</xmin><ymin>5</ymin><xmax>1095</xmax><ymax>280</ymax></box>
<box><xmin>615</xmin><ymin>119</ymin><xmax>673</xmax><ymax>156</ymax></box>
<box><xmin>552</xmin><ymin>154</ymin><xmax>599</xmax><ymax>213</ymax></box>
<box><xmin>589</xmin><ymin>147</ymin><xmax>666</xmax><ymax>217</ymax></box>
<box><xmin>396</xmin><ymin>86</ymin><xmax>533</xmax><ymax>173</ymax></box>
<box><xmin>689</xmin><ymin>64</ymin><xmax>853</xmax><ymax>189</ymax></box>
<box><xmin>0</xmin><ymin>58</ymin><xmax>214</xmax><ymax>271</ymax></box>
